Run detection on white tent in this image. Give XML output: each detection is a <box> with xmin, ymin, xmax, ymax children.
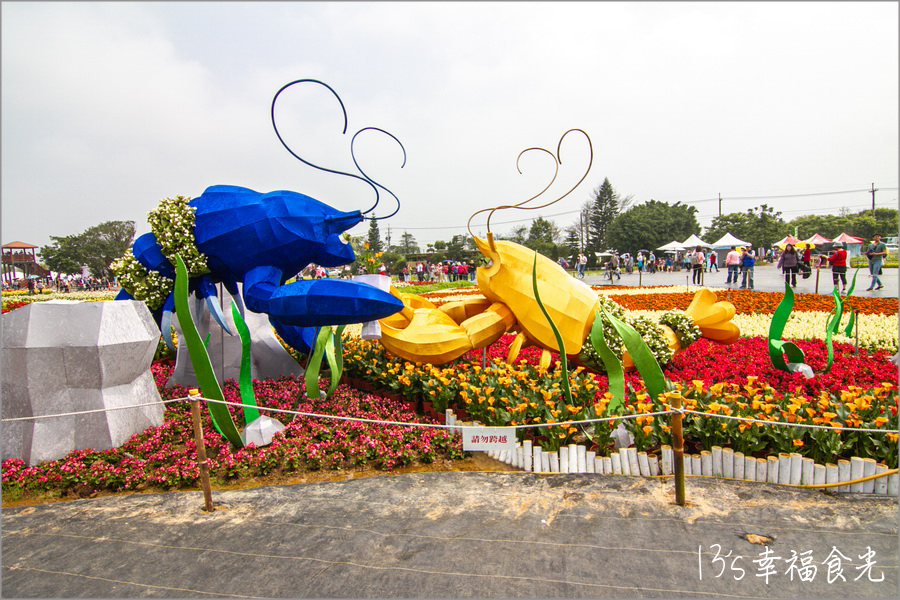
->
<box><xmin>680</xmin><ymin>234</ymin><xmax>712</xmax><ymax>249</ymax></box>
<box><xmin>708</xmin><ymin>232</ymin><xmax>751</xmax><ymax>248</ymax></box>
<box><xmin>656</xmin><ymin>240</ymin><xmax>684</xmax><ymax>252</ymax></box>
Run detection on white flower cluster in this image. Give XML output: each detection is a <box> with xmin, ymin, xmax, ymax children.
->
<box><xmin>109</xmin><ymin>250</ymin><xmax>173</xmax><ymax>310</ymax></box>
<box><xmin>147</xmin><ymin>195</ymin><xmax>209</xmax><ymax>276</ymax></box>
<box><xmin>578</xmin><ymin>296</ymin><xmax>676</xmax><ymax>370</ymax></box>
<box><xmin>628</xmin><ymin>314</ymin><xmax>676</xmax><ymax>365</ymax></box>
<box><xmin>659</xmin><ymin>309</ymin><xmax>703</xmax><ymax>347</ymax></box>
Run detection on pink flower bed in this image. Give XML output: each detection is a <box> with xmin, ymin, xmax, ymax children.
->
<box><xmin>2</xmin><ymin>362</ymin><xmax>463</xmax><ymax>499</ymax></box>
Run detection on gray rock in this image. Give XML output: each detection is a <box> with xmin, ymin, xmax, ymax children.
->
<box><xmin>239</xmin><ymin>415</ymin><xmax>286</xmax><ymax>447</ymax></box>
<box><xmin>2</xmin><ymin>300</ymin><xmax>164</xmax><ymax>466</ymax></box>
<box><xmin>169</xmin><ymin>284</ymin><xmax>302</xmax><ymax>387</ymax></box>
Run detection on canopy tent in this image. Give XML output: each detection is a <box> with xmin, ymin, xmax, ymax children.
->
<box><xmin>774</xmin><ymin>235</ymin><xmax>813</xmax><ymax>250</ymax></box>
<box><xmin>708</xmin><ymin>232</ymin><xmax>751</xmax><ymax>248</ymax></box>
<box><xmin>802</xmin><ymin>233</ymin><xmax>831</xmax><ymax>245</ymax></box>
<box><xmin>656</xmin><ymin>240</ymin><xmax>684</xmax><ymax>252</ymax></box>
<box><xmin>680</xmin><ymin>234</ymin><xmax>711</xmax><ymax>249</ymax></box>
<box><xmin>831</xmin><ymin>232</ymin><xmax>865</xmax><ymax>257</ymax></box>
<box><xmin>833</xmin><ymin>232</ymin><xmax>864</xmax><ymax>245</ymax></box>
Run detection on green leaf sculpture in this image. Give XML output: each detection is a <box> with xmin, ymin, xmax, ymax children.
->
<box><xmin>588</xmin><ymin>311</ymin><xmax>626</xmax><ymax>413</ymax></box>
<box><xmin>768</xmin><ymin>283</ymin><xmax>806</xmax><ymax>371</ymax></box>
<box><xmin>326</xmin><ymin>325</ymin><xmax>347</xmax><ymax>397</ymax></box>
<box><xmin>173</xmin><ymin>254</ymin><xmax>243</xmax><ymax>447</ymax></box>
<box><xmin>231</xmin><ymin>301</ymin><xmax>260</xmax><ymax>423</ymax></box>
<box><xmin>596</xmin><ymin>303</ymin><xmax>671</xmax><ymax>403</ymax></box>
<box><xmin>531</xmin><ymin>253</ymin><xmax>573</xmax><ymax>405</ymax></box>
<box><xmin>305</xmin><ymin>326</ymin><xmax>331</xmax><ymax>399</ymax></box>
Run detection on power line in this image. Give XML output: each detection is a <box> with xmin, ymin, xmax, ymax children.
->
<box><xmin>393</xmin><ymin>186</ymin><xmax>899</xmax><ymax>234</ymax></box>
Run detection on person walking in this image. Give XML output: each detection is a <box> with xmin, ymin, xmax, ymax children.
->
<box><xmin>826</xmin><ymin>242</ymin><xmax>848</xmax><ymax>294</ymax></box>
<box><xmin>739</xmin><ymin>247</ymin><xmax>755</xmax><ymax>290</ymax></box>
<box><xmin>776</xmin><ymin>243</ymin><xmax>800</xmax><ymax>288</ymax></box>
<box><xmin>708</xmin><ymin>250</ymin><xmax>719</xmax><ymax>272</ymax></box>
<box><xmin>575</xmin><ymin>252</ymin><xmax>587</xmax><ymax>278</ymax></box>
<box><xmin>690</xmin><ymin>246</ymin><xmax>705</xmax><ymax>285</ymax></box>
<box><xmin>725</xmin><ymin>246</ymin><xmax>741</xmax><ymax>284</ymax></box>
<box><xmin>865</xmin><ymin>233</ymin><xmax>887</xmax><ymax>291</ymax></box>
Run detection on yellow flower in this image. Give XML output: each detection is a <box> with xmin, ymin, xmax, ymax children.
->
<box><xmin>792</xmin><ymin>439</ymin><xmax>804</xmax><ymax>447</ymax></box>
<box><xmin>642</xmin><ymin>425</ymin><xmax>653</xmax><ymax>435</ymax></box>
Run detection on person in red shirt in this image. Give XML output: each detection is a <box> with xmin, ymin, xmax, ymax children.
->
<box><xmin>826</xmin><ymin>242</ymin><xmax>848</xmax><ymax>293</ymax></box>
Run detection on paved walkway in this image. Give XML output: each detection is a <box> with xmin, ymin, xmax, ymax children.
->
<box><xmin>584</xmin><ymin>264</ymin><xmax>898</xmax><ymax>298</ymax></box>
<box><xmin>2</xmin><ymin>472</ymin><xmax>897</xmax><ymax>598</ymax></box>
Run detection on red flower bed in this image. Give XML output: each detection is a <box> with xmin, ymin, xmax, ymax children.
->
<box><xmin>664</xmin><ymin>337</ymin><xmax>897</xmax><ymax>396</ymax></box>
<box><xmin>463</xmin><ymin>333</ymin><xmax>897</xmax><ymax>398</ymax></box>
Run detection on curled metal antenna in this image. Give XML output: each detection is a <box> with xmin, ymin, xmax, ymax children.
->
<box><xmin>467</xmin><ymin>128</ymin><xmax>593</xmax><ymax>238</ymax></box>
<box><xmin>351</xmin><ymin>126</ymin><xmax>407</xmax><ymax>220</ymax></box>
<box><xmin>467</xmin><ymin>147</ymin><xmax>558</xmax><ymax>236</ymax></box>
<box><xmin>271</xmin><ymin>78</ymin><xmax>379</xmax><ymax>203</ymax></box>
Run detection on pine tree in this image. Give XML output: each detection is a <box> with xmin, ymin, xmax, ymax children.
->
<box><xmin>588</xmin><ymin>178</ymin><xmax>619</xmax><ymax>252</ymax></box>
<box><xmin>366</xmin><ymin>216</ymin><xmax>383</xmax><ymax>253</ymax></box>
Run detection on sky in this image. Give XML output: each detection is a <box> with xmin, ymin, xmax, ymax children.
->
<box><xmin>2</xmin><ymin>1</ymin><xmax>898</xmax><ymax>254</ymax></box>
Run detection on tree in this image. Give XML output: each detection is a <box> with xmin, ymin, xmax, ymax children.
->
<box><xmin>702</xmin><ymin>212</ymin><xmax>759</xmax><ymax>247</ymax></box>
<box><xmin>446</xmin><ymin>234</ymin><xmax>469</xmax><ymax>261</ymax></box>
<box><xmin>607</xmin><ymin>201</ymin><xmax>700</xmax><ymax>256</ymax></box>
<box><xmin>399</xmin><ymin>231</ymin><xmax>419</xmax><ymax>256</ymax></box>
<box><xmin>588</xmin><ymin>178</ymin><xmax>621</xmax><ymax>252</ymax></box>
<box><xmin>561</xmin><ymin>226</ymin><xmax>582</xmax><ymax>259</ymax></box>
<box><xmin>702</xmin><ymin>204</ymin><xmax>788</xmax><ymax>250</ymax></box>
<box><xmin>366</xmin><ymin>216</ymin><xmax>383</xmax><ymax>253</ymax></box>
<box><xmin>40</xmin><ymin>220</ymin><xmax>136</xmax><ymax>280</ymax></box>
<box><xmin>787</xmin><ymin>208</ymin><xmax>897</xmax><ymax>242</ymax></box>
<box><xmin>39</xmin><ymin>234</ymin><xmax>85</xmax><ymax>276</ymax></box>
<box><xmin>524</xmin><ymin>216</ymin><xmax>559</xmax><ymax>259</ymax></box>
<box><xmin>499</xmin><ymin>225</ymin><xmax>529</xmax><ymax>245</ymax></box>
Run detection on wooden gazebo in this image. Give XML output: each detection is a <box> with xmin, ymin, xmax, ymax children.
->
<box><xmin>2</xmin><ymin>241</ymin><xmax>49</xmax><ymax>285</ymax></box>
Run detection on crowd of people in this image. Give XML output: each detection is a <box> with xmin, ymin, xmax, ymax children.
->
<box><xmin>556</xmin><ymin>237</ymin><xmax>889</xmax><ymax>294</ymax></box>
<box><xmin>402</xmin><ymin>261</ymin><xmax>477</xmax><ymax>283</ymax></box>
<box><xmin>2</xmin><ymin>275</ymin><xmax>114</xmax><ymax>294</ymax></box>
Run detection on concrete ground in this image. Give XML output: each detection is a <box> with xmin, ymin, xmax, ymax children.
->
<box><xmin>2</xmin><ymin>472</ymin><xmax>897</xmax><ymax>598</ymax></box>
<box><xmin>583</xmin><ymin>263</ymin><xmax>898</xmax><ymax>298</ymax></box>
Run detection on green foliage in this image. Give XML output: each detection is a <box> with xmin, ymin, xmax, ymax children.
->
<box><xmin>704</xmin><ymin>204</ymin><xmax>787</xmax><ymax>250</ymax></box>
<box><xmin>366</xmin><ymin>215</ymin><xmax>383</xmax><ymax>253</ymax></box>
<box><xmin>606</xmin><ymin>200</ymin><xmax>700</xmax><ymax>255</ymax></box>
<box><xmin>523</xmin><ymin>216</ymin><xmax>559</xmax><ymax>259</ymax></box>
<box><xmin>787</xmin><ymin>207</ymin><xmax>898</xmax><ymax>242</ymax></box>
<box><xmin>40</xmin><ymin>220</ymin><xmax>136</xmax><ymax>279</ymax></box>
<box><xmin>589</xmin><ymin>178</ymin><xmax>620</xmax><ymax>251</ymax></box>
<box><xmin>399</xmin><ymin>231</ymin><xmax>419</xmax><ymax>255</ymax></box>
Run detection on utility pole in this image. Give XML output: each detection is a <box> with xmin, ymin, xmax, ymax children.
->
<box><xmin>580</xmin><ymin>211</ymin><xmax>585</xmax><ymax>252</ymax></box>
<box><xmin>870</xmin><ymin>183</ymin><xmax>878</xmax><ymax>218</ymax></box>
<box><xmin>386</xmin><ymin>225</ymin><xmax>392</xmax><ymax>251</ymax></box>
<box><xmin>718</xmin><ymin>193</ymin><xmax>722</xmax><ymax>217</ymax></box>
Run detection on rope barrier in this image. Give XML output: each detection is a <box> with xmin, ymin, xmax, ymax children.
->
<box><xmin>0</xmin><ymin>398</ymin><xmax>186</xmax><ymax>422</ymax></box>
<box><xmin>195</xmin><ymin>395</ymin><xmax>677</xmax><ymax>431</ymax></box>
<box><xmin>674</xmin><ymin>407</ymin><xmax>899</xmax><ymax>434</ymax></box>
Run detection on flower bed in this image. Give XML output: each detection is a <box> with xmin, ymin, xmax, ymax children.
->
<box><xmin>1</xmin><ymin>362</ymin><xmax>463</xmax><ymax>501</ymax></box>
<box><xmin>340</xmin><ymin>283</ymin><xmax>898</xmax><ymax>469</ymax></box>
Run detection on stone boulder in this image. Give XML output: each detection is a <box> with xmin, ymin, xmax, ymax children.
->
<box><xmin>2</xmin><ymin>300</ymin><xmax>164</xmax><ymax>466</ymax></box>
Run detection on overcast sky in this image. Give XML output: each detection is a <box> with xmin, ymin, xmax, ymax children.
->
<box><xmin>3</xmin><ymin>1</ymin><xmax>898</xmax><ymax>253</ymax></box>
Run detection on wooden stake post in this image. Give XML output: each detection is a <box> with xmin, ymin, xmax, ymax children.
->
<box><xmin>670</xmin><ymin>391</ymin><xmax>686</xmax><ymax>506</ymax></box>
<box><xmin>189</xmin><ymin>389</ymin><xmax>214</xmax><ymax>512</ymax></box>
